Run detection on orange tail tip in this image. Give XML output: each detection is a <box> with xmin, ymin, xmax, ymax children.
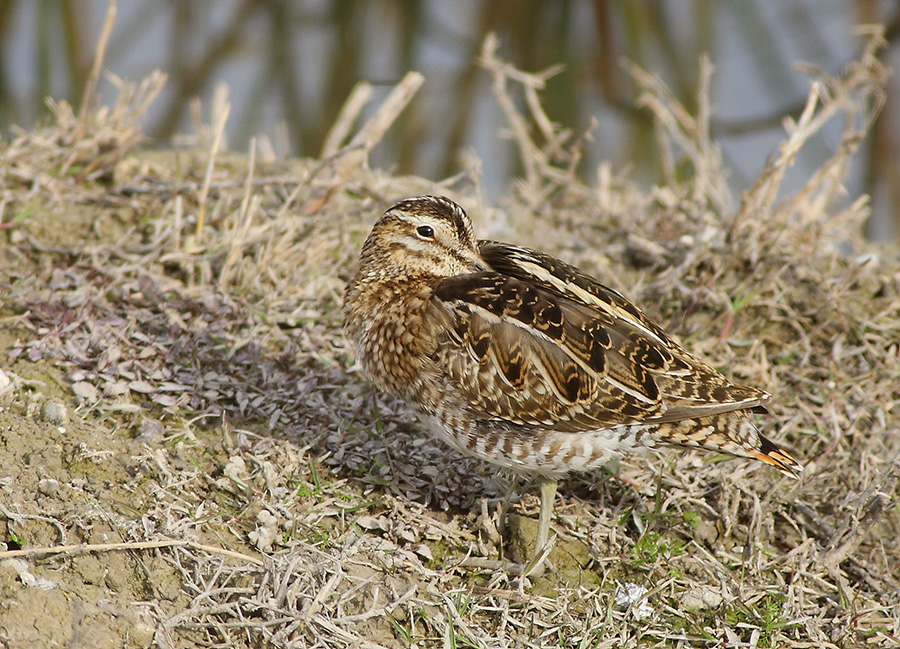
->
<box><xmin>752</xmin><ymin>435</ymin><xmax>803</xmax><ymax>478</ymax></box>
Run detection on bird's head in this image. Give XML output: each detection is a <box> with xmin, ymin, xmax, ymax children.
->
<box><xmin>358</xmin><ymin>195</ymin><xmax>484</xmax><ymax>279</ymax></box>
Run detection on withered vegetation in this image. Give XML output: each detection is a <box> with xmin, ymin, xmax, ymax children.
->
<box><xmin>1</xmin><ymin>27</ymin><xmax>898</xmax><ymax>649</ymax></box>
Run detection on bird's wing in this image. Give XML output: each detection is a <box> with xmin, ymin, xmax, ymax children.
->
<box><xmin>428</xmin><ymin>243</ymin><xmax>767</xmax><ymax>432</ymax></box>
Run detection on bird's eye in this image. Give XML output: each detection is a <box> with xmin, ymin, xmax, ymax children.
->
<box><xmin>416</xmin><ymin>225</ymin><xmax>435</xmax><ymax>239</ymax></box>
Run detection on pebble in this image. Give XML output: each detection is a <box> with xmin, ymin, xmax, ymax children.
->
<box><xmin>41</xmin><ymin>401</ymin><xmax>68</xmax><ymax>425</ymax></box>
<box><xmin>680</xmin><ymin>586</ymin><xmax>725</xmax><ymax>611</ymax></box>
<box><xmin>249</xmin><ymin>509</ymin><xmax>279</xmax><ymax>553</ymax></box>
<box><xmin>38</xmin><ymin>478</ymin><xmax>60</xmax><ymax>497</ymax></box>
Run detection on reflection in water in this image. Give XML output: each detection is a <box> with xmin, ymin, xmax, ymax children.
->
<box><xmin>0</xmin><ymin>0</ymin><xmax>897</xmax><ymax>238</ymax></box>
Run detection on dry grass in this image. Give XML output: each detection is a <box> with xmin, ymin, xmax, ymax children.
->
<box><xmin>1</xmin><ymin>26</ymin><xmax>899</xmax><ymax>649</ymax></box>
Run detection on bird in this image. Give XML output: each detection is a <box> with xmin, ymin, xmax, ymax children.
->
<box><xmin>342</xmin><ymin>195</ymin><xmax>802</xmax><ymax>564</ymax></box>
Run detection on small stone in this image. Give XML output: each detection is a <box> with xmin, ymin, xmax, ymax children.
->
<box><xmin>680</xmin><ymin>586</ymin><xmax>724</xmax><ymax>611</ymax></box>
<box><xmin>41</xmin><ymin>401</ymin><xmax>68</xmax><ymax>425</ymax></box>
<box><xmin>128</xmin><ymin>619</ymin><xmax>156</xmax><ymax>649</ymax></box>
<box><xmin>248</xmin><ymin>509</ymin><xmax>280</xmax><ymax>553</ymax></box>
<box><xmin>38</xmin><ymin>478</ymin><xmax>60</xmax><ymax>497</ymax></box>
<box><xmin>0</xmin><ymin>369</ymin><xmax>10</xmax><ymax>390</ymax></box>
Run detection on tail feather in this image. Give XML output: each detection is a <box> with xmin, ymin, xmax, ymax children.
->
<box><xmin>750</xmin><ymin>433</ymin><xmax>803</xmax><ymax>478</ymax></box>
<box><xmin>655</xmin><ymin>412</ymin><xmax>803</xmax><ymax>478</ymax></box>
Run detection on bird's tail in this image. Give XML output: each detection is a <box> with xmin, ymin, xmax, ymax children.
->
<box><xmin>748</xmin><ymin>432</ymin><xmax>803</xmax><ymax>478</ymax></box>
<box><xmin>655</xmin><ymin>412</ymin><xmax>802</xmax><ymax>478</ymax></box>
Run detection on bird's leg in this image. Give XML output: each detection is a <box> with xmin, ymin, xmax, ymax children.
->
<box><xmin>497</xmin><ymin>475</ymin><xmax>519</xmax><ymax>540</ymax></box>
<box><xmin>463</xmin><ymin>476</ymin><xmax>555</xmax><ymax>577</ymax></box>
<box><xmin>535</xmin><ymin>477</ymin><xmax>557</xmax><ymax>553</ymax></box>
<box><xmin>516</xmin><ymin>476</ymin><xmax>558</xmax><ymax>578</ymax></box>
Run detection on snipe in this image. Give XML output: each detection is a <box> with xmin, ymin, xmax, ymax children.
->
<box><xmin>343</xmin><ymin>195</ymin><xmax>801</xmax><ymax>565</ymax></box>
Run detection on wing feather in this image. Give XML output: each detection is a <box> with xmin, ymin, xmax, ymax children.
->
<box><xmin>429</xmin><ymin>243</ymin><xmax>768</xmax><ymax>432</ymax></box>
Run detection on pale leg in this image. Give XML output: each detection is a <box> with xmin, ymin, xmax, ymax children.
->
<box><xmin>535</xmin><ymin>477</ymin><xmax>557</xmax><ymax>553</ymax></box>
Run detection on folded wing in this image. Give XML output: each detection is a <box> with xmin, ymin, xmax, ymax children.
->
<box><xmin>429</xmin><ymin>242</ymin><xmax>768</xmax><ymax>432</ymax></box>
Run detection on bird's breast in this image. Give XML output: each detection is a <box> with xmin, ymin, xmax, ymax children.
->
<box><xmin>344</xmin><ymin>276</ymin><xmax>441</xmax><ymax>400</ymax></box>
